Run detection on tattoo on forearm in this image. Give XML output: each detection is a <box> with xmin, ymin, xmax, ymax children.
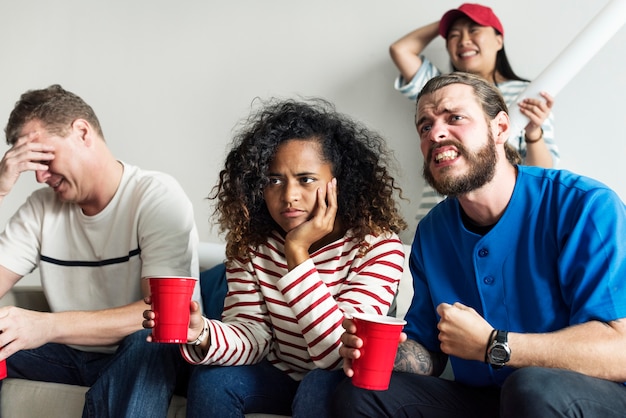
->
<box><xmin>393</xmin><ymin>340</ymin><xmax>434</xmax><ymax>375</ymax></box>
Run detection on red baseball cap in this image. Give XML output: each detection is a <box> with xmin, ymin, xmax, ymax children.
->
<box><xmin>438</xmin><ymin>3</ymin><xmax>504</xmax><ymax>39</ymax></box>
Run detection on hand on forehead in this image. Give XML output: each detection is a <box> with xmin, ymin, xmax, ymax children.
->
<box><xmin>15</xmin><ymin>129</ymin><xmax>42</xmax><ymax>145</ymax></box>
<box><xmin>14</xmin><ymin>119</ymin><xmax>49</xmax><ymax>144</ymax></box>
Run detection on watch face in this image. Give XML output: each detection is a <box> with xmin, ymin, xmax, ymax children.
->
<box><xmin>491</xmin><ymin>346</ymin><xmax>508</xmax><ymax>361</ymax></box>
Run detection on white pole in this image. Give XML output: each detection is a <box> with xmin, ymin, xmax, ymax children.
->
<box><xmin>509</xmin><ymin>0</ymin><xmax>626</xmax><ymax>134</ymax></box>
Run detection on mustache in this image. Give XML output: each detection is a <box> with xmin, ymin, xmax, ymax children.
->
<box><xmin>427</xmin><ymin>139</ymin><xmax>467</xmax><ymax>160</ymax></box>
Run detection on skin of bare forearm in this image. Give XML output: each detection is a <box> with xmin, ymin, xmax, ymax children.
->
<box><xmin>524</xmin><ymin>141</ymin><xmax>553</xmax><ymax>168</ymax></box>
<box><xmin>393</xmin><ymin>339</ymin><xmax>447</xmax><ymax>376</ymax></box>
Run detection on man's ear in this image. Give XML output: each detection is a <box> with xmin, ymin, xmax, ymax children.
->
<box><xmin>70</xmin><ymin>119</ymin><xmax>93</xmax><ymax>145</ymax></box>
<box><xmin>492</xmin><ymin>111</ymin><xmax>510</xmax><ymax>145</ymax></box>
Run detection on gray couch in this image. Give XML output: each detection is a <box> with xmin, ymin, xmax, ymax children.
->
<box><xmin>0</xmin><ymin>242</ymin><xmax>416</xmax><ymax>418</ymax></box>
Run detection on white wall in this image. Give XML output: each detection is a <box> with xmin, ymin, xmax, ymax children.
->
<box><xmin>1</xmin><ymin>0</ymin><xmax>624</xmax><ymax>285</ymax></box>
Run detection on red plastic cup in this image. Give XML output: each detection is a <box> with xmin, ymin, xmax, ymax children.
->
<box><xmin>350</xmin><ymin>312</ymin><xmax>406</xmax><ymax>390</ymax></box>
<box><xmin>0</xmin><ymin>358</ymin><xmax>6</xmax><ymax>380</ymax></box>
<box><xmin>148</xmin><ymin>276</ymin><xmax>197</xmax><ymax>343</ymax></box>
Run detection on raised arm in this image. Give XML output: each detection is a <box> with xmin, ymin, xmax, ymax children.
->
<box><xmin>519</xmin><ymin>91</ymin><xmax>556</xmax><ymax>168</ymax></box>
<box><xmin>389</xmin><ymin>21</ymin><xmax>440</xmax><ymax>83</ymax></box>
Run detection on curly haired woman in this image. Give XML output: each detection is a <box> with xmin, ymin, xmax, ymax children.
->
<box><xmin>145</xmin><ymin>98</ymin><xmax>407</xmax><ymax>417</ymax></box>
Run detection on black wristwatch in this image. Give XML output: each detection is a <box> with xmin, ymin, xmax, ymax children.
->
<box><xmin>487</xmin><ymin>330</ymin><xmax>511</xmax><ymax>369</ymax></box>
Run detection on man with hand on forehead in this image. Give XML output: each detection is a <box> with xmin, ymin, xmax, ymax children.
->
<box><xmin>332</xmin><ymin>72</ymin><xmax>626</xmax><ymax>417</ymax></box>
<box><xmin>0</xmin><ymin>85</ymin><xmax>198</xmax><ymax>418</ymax></box>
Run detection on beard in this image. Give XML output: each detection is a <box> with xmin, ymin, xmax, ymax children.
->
<box><xmin>423</xmin><ymin>133</ymin><xmax>498</xmax><ymax>197</ymax></box>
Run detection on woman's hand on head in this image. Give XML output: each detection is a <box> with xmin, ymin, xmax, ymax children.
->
<box><xmin>303</xmin><ymin>177</ymin><xmax>338</xmax><ymax>240</ymax></box>
<box><xmin>284</xmin><ymin>178</ymin><xmax>338</xmax><ymax>268</ymax></box>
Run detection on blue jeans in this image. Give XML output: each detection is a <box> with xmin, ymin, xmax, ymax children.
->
<box><xmin>186</xmin><ymin>359</ymin><xmax>347</xmax><ymax>418</ymax></box>
<box><xmin>5</xmin><ymin>329</ymin><xmax>190</xmax><ymax>418</ymax></box>
<box><xmin>331</xmin><ymin>367</ymin><xmax>626</xmax><ymax>418</ymax></box>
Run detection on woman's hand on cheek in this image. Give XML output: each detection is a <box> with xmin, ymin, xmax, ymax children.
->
<box><xmin>289</xmin><ymin>178</ymin><xmax>337</xmax><ymax>245</ymax></box>
<box><xmin>284</xmin><ymin>178</ymin><xmax>338</xmax><ymax>268</ymax></box>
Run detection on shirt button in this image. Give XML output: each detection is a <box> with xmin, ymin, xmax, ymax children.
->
<box><xmin>483</xmin><ymin>276</ymin><xmax>495</xmax><ymax>285</ymax></box>
<box><xmin>478</xmin><ymin>248</ymin><xmax>489</xmax><ymax>257</ymax></box>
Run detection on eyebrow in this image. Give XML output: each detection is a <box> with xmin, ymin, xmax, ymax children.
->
<box><xmin>417</xmin><ymin>106</ymin><xmax>450</xmax><ymax>123</ymax></box>
<box><xmin>267</xmin><ymin>171</ymin><xmax>318</xmax><ymax>177</ymax></box>
<box><xmin>416</xmin><ymin>116</ymin><xmax>429</xmax><ymax>127</ymax></box>
<box><xmin>417</xmin><ymin>104</ymin><xmax>468</xmax><ymax>128</ymax></box>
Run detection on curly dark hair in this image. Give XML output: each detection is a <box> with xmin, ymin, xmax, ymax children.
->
<box><xmin>210</xmin><ymin>98</ymin><xmax>407</xmax><ymax>260</ymax></box>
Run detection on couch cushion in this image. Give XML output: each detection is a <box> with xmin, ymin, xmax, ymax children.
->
<box><xmin>1</xmin><ymin>378</ymin><xmax>88</xmax><ymax>418</ymax></box>
<box><xmin>395</xmin><ymin>245</ymin><xmax>414</xmax><ymax>320</ymax></box>
<box><xmin>0</xmin><ymin>377</ymin><xmax>287</xmax><ymax>418</ymax></box>
<box><xmin>0</xmin><ymin>378</ymin><xmax>190</xmax><ymax>418</ymax></box>
<box><xmin>0</xmin><ymin>290</ymin><xmax>16</xmax><ymax>307</ymax></box>
<box><xmin>200</xmin><ymin>263</ymin><xmax>227</xmax><ymax>320</ymax></box>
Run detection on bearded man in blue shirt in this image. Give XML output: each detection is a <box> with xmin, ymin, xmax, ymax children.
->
<box><xmin>332</xmin><ymin>72</ymin><xmax>626</xmax><ymax>418</ymax></box>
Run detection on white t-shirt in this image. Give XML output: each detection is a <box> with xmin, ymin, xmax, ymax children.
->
<box><xmin>0</xmin><ymin>162</ymin><xmax>199</xmax><ymax>351</ymax></box>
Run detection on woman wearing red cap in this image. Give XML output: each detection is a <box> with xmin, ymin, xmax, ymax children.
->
<box><xmin>390</xmin><ymin>3</ymin><xmax>558</xmax><ymax>220</ymax></box>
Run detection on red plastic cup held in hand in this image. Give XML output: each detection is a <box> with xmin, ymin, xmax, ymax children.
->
<box><xmin>350</xmin><ymin>312</ymin><xmax>406</xmax><ymax>390</ymax></box>
<box><xmin>0</xmin><ymin>358</ymin><xmax>6</xmax><ymax>380</ymax></box>
<box><xmin>148</xmin><ymin>276</ymin><xmax>197</xmax><ymax>343</ymax></box>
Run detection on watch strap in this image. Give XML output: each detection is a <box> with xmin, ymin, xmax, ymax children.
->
<box><xmin>484</xmin><ymin>329</ymin><xmax>497</xmax><ymax>363</ymax></box>
<box><xmin>495</xmin><ymin>330</ymin><xmax>508</xmax><ymax>344</ymax></box>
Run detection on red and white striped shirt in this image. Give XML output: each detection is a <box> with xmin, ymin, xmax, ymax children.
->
<box><xmin>181</xmin><ymin>230</ymin><xmax>405</xmax><ymax>380</ymax></box>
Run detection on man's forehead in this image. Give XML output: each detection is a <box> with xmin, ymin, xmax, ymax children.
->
<box><xmin>417</xmin><ymin>84</ymin><xmax>477</xmax><ymax>116</ymax></box>
<box><xmin>19</xmin><ymin>119</ymin><xmax>41</xmax><ymax>133</ymax></box>
<box><xmin>17</xmin><ymin>120</ymin><xmax>46</xmax><ymax>142</ymax></box>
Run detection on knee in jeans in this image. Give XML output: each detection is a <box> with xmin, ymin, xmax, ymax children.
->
<box><xmin>330</xmin><ymin>378</ymin><xmax>366</xmax><ymax>416</ymax></box>
<box><xmin>294</xmin><ymin>369</ymin><xmax>345</xmax><ymax>414</ymax></box>
<box><xmin>501</xmin><ymin>367</ymin><xmax>555</xmax><ymax>410</ymax></box>
<box><xmin>189</xmin><ymin>366</ymin><xmax>240</xmax><ymax>397</ymax></box>
<box><xmin>187</xmin><ymin>366</ymin><xmax>247</xmax><ymax>413</ymax></box>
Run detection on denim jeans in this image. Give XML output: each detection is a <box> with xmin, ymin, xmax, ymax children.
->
<box><xmin>293</xmin><ymin>368</ymin><xmax>347</xmax><ymax>418</ymax></box>
<box><xmin>500</xmin><ymin>367</ymin><xmax>626</xmax><ymax>417</ymax></box>
<box><xmin>186</xmin><ymin>359</ymin><xmax>347</xmax><ymax>418</ymax></box>
<box><xmin>5</xmin><ymin>329</ymin><xmax>190</xmax><ymax>418</ymax></box>
<box><xmin>331</xmin><ymin>371</ymin><xmax>500</xmax><ymax>418</ymax></box>
<box><xmin>331</xmin><ymin>368</ymin><xmax>626</xmax><ymax>418</ymax></box>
